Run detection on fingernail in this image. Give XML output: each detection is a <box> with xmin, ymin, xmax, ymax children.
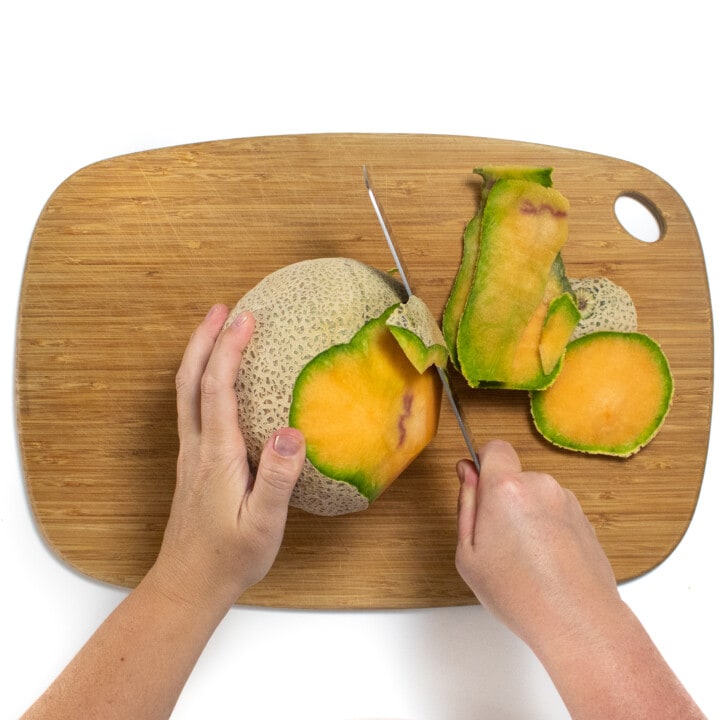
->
<box><xmin>457</xmin><ymin>460</ymin><xmax>469</xmax><ymax>484</ymax></box>
<box><xmin>273</xmin><ymin>431</ymin><xmax>302</xmax><ymax>458</ymax></box>
<box><xmin>232</xmin><ymin>311</ymin><xmax>250</xmax><ymax>328</ymax></box>
<box><xmin>205</xmin><ymin>303</ymin><xmax>220</xmax><ymax>319</ymax></box>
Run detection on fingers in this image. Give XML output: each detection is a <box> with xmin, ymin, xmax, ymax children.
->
<box><xmin>477</xmin><ymin>439</ymin><xmax>523</xmax><ymax>480</ymax></box>
<box><xmin>198</xmin><ymin>310</ymin><xmax>255</xmax><ymax>446</ymax></box>
<box><xmin>456</xmin><ymin>459</ymin><xmax>480</xmax><ymax>548</ymax></box>
<box><xmin>176</xmin><ymin>304</ymin><xmax>231</xmax><ymax>441</ymax></box>
<box><xmin>249</xmin><ymin>428</ymin><xmax>306</xmax><ymax>521</ymax></box>
<box><xmin>456</xmin><ymin>440</ymin><xmax>523</xmax><ymax>549</ymax></box>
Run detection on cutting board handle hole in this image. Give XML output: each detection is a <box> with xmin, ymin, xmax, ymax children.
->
<box><xmin>614</xmin><ymin>193</ymin><xmax>663</xmax><ymax>243</ymax></box>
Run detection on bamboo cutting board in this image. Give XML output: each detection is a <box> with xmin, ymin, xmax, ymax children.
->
<box><xmin>16</xmin><ymin>134</ymin><xmax>712</xmax><ymax>609</ymax></box>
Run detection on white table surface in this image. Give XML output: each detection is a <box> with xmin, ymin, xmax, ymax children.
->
<box><xmin>2</xmin><ymin>2</ymin><xmax>718</xmax><ymax>718</ymax></box>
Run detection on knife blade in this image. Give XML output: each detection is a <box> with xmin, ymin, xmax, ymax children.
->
<box><xmin>363</xmin><ymin>166</ymin><xmax>481</xmax><ymax>473</ymax></box>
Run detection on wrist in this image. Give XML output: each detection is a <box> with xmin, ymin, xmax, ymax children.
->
<box><xmin>146</xmin><ymin>551</ymin><xmax>249</xmax><ymax>622</ymax></box>
<box><xmin>525</xmin><ymin>598</ymin><xmax>704</xmax><ymax>720</ymax></box>
<box><xmin>519</xmin><ymin>588</ymin><xmax>630</xmax><ymax>669</ymax></box>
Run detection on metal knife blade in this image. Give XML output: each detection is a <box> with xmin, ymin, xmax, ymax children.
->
<box><xmin>363</xmin><ymin>166</ymin><xmax>481</xmax><ymax>473</ymax></box>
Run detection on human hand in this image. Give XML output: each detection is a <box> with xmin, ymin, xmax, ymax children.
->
<box><xmin>152</xmin><ymin>304</ymin><xmax>306</xmax><ymax>612</ymax></box>
<box><xmin>455</xmin><ymin>440</ymin><xmax>621</xmax><ymax>650</ymax></box>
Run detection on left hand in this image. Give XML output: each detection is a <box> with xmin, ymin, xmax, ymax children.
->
<box><xmin>152</xmin><ymin>304</ymin><xmax>306</xmax><ymax>612</ymax></box>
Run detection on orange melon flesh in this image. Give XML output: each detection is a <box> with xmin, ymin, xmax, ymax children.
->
<box><xmin>290</xmin><ymin>310</ymin><xmax>442</xmax><ymax>501</ymax></box>
<box><xmin>508</xmin><ymin>289</ymin><xmax>577</xmax><ymax>389</ymax></box>
<box><xmin>498</xmin><ymin>259</ymin><xmax>578</xmax><ymax>390</ymax></box>
<box><xmin>509</xmin><ymin>294</ymin><xmax>550</xmax><ymax>384</ymax></box>
<box><xmin>531</xmin><ymin>332</ymin><xmax>673</xmax><ymax>457</ymax></box>
<box><xmin>539</xmin><ymin>293</ymin><xmax>582</xmax><ymax>375</ymax></box>
<box><xmin>386</xmin><ymin>295</ymin><xmax>449</xmax><ymax>373</ymax></box>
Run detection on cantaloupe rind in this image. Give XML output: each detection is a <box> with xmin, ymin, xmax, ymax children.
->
<box><xmin>443</xmin><ymin>167</ymin><xmax>555</xmax><ymax>371</ymax></box>
<box><xmin>474</xmin><ymin>165</ymin><xmax>554</xmax><ymax>188</ymax></box>
<box><xmin>530</xmin><ymin>331</ymin><xmax>673</xmax><ymax>457</ymax></box>
<box><xmin>442</xmin><ymin>213</ymin><xmax>482</xmax><ymax>368</ymax></box>
<box><xmin>569</xmin><ymin>276</ymin><xmax>638</xmax><ymax>340</ymax></box>
<box><xmin>454</xmin><ymin>178</ymin><xmax>571</xmax><ymax>388</ymax></box>
<box><xmin>386</xmin><ymin>295</ymin><xmax>448</xmax><ymax>373</ymax></box>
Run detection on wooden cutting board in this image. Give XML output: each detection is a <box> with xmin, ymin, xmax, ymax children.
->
<box><xmin>16</xmin><ymin>134</ymin><xmax>712</xmax><ymax>609</ymax></box>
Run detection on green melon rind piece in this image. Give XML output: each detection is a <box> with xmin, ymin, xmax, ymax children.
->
<box><xmin>442</xmin><ymin>167</ymin><xmax>554</xmax><ymax>369</ymax></box>
<box><xmin>530</xmin><ymin>331</ymin><xmax>674</xmax><ymax>457</ymax></box>
<box><xmin>550</xmin><ymin>253</ymin><xmax>573</xmax><ymax>296</ymax></box>
<box><xmin>442</xmin><ymin>213</ymin><xmax>482</xmax><ymax>367</ymax></box>
<box><xmin>386</xmin><ymin>295</ymin><xmax>448</xmax><ymax>373</ymax></box>
<box><xmin>456</xmin><ymin>178</ymin><xmax>570</xmax><ymax>387</ymax></box>
<box><xmin>474</xmin><ymin>166</ymin><xmax>554</xmax><ymax>188</ymax></box>
<box><xmin>489</xmin><ymin>354</ymin><xmax>565</xmax><ymax>392</ymax></box>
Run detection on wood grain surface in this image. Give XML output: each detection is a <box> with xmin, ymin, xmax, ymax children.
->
<box><xmin>15</xmin><ymin>134</ymin><xmax>713</xmax><ymax>608</ymax></box>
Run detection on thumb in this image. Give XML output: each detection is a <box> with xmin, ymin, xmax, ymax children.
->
<box><xmin>250</xmin><ymin>428</ymin><xmax>306</xmax><ymax>517</ymax></box>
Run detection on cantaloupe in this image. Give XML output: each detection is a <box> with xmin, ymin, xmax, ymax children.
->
<box><xmin>226</xmin><ymin>257</ymin><xmax>446</xmax><ymax>516</ymax></box>
<box><xmin>446</xmin><ymin>172</ymin><xmax>577</xmax><ymax>389</ymax></box>
<box><xmin>530</xmin><ymin>331</ymin><xmax>673</xmax><ymax>457</ymax></box>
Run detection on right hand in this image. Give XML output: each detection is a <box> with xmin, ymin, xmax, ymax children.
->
<box><xmin>455</xmin><ymin>439</ymin><xmax>621</xmax><ymax>649</ymax></box>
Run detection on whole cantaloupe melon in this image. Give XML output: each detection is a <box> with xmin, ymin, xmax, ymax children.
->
<box><xmin>226</xmin><ymin>257</ymin><xmax>445</xmax><ymax>516</ymax></box>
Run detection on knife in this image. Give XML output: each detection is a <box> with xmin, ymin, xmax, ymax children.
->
<box><xmin>363</xmin><ymin>166</ymin><xmax>481</xmax><ymax>473</ymax></box>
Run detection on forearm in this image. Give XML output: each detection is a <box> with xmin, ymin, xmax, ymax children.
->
<box><xmin>22</xmin><ymin>566</ymin><xmax>232</xmax><ymax>720</ymax></box>
<box><xmin>531</xmin><ymin>599</ymin><xmax>706</xmax><ymax>720</ymax></box>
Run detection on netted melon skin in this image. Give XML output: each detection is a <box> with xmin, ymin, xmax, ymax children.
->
<box><xmin>570</xmin><ymin>277</ymin><xmax>637</xmax><ymax>340</ymax></box>
<box><xmin>226</xmin><ymin>257</ymin><xmax>407</xmax><ymax>516</ymax></box>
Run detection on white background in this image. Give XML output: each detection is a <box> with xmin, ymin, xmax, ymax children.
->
<box><xmin>2</xmin><ymin>2</ymin><xmax>718</xmax><ymax>718</ymax></box>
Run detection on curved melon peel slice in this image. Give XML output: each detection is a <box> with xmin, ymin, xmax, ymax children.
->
<box><xmin>474</xmin><ymin>165</ymin><xmax>554</xmax><ymax>188</ymax></box>
<box><xmin>290</xmin><ymin>305</ymin><xmax>442</xmax><ymax>505</ymax></box>
<box><xmin>539</xmin><ymin>292</ymin><xmax>581</xmax><ymax>375</ymax></box>
<box><xmin>530</xmin><ymin>331</ymin><xmax>673</xmax><ymax>457</ymax></box>
<box><xmin>455</xmin><ymin>177</ymin><xmax>571</xmax><ymax>387</ymax></box>
<box><xmin>442</xmin><ymin>213</ymin><xmax>482</xmax><ymax>368</ymax></box>
<box><xmin>501</xmin><ymin>258</ymin><xmax>579</xmax><ymax>390</ymax></box>
<box><xmin>442</xmin><ymin>166</ymin><xmax>554</xmax><ymax>369</ymax></box>
<box><xmin>386</xmin><ymin>295</ymin><xmax>448</xmax><ymax>373</ymax></box>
